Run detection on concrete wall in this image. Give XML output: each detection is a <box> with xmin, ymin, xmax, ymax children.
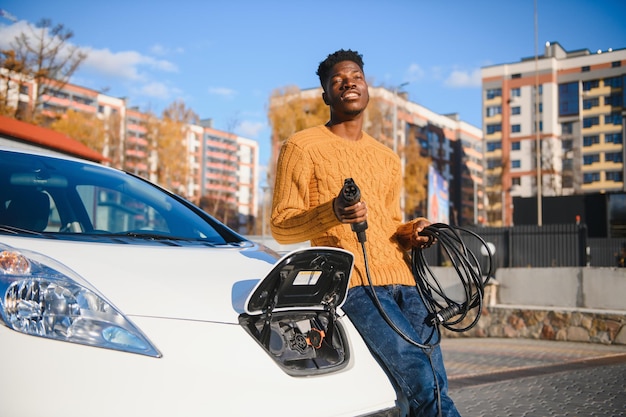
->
<box><xmin>430</xmin><ymin>267</ymin><xmax>626</xmax><ymax>312</ymax></box>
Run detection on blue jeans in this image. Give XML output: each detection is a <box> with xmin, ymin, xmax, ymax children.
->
<box><xmin>342</xmin><ymin>285</ymin><xmax>461</xmax><ymax>417</ymax></box>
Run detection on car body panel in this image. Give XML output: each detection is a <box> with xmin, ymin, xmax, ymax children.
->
<box><xmin>0</xmin><ymin>147</ymin><xmax>399</xmax><ymax>417</ymax></box>
<box><xmin>0</xmin><ymin>316</ymin><xmax>397</xmax><ymax>417</ymax></box>
<box><xmin>0</xmin><ymin>235</ymin><xmax>275</xmax><ymax>322</ymax></box>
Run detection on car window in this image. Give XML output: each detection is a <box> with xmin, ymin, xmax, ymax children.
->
<box><xmin>0</xmin><ymin>150</ymin><xmax>241</xmax><ymax>245</ymax></box>
<box><xmin>76</xmin><ymin>185</ymin><xmax>170</xmax><ymax>234</ymax></box>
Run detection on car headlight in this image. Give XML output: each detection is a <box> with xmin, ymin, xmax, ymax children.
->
<box><xmin>0</xmin><ymin>244</ymin><xmax>161</xmax><ymax>357</ymax></box>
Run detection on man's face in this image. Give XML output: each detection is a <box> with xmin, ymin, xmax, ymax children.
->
<box><xmin>323</xmin><ymin>60</ymin><xmax>369</xmax><ymax>118</ymax></box>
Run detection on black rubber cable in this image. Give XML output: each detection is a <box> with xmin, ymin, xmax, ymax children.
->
<box><xmin>358</xmin><ymin>222</ymin><xmax>494</xmax><ymax>417</ymax></box>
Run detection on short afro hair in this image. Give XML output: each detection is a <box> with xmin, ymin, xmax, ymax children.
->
<box><xmin>316</xmin><ymin>49</ymin><xmax>364</xmax><ymax>87</ymax></box>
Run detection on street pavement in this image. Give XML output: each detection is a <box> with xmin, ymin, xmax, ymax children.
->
<box><xmin>441</xmin><ymin>337</ymin><xmax>626</xmax><ymax>417</ymax></box>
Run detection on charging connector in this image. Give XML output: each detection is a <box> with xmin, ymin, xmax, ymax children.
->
<box><xmin>338</xmin><ymin>178</ymin><xmax>368</xmax><ymax>243</ymax></box>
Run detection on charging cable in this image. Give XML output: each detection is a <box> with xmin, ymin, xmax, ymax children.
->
<box><xmin>341</xmin><ymin>178</ymin><xmax>494</xmax><ymax>417</ymax></box>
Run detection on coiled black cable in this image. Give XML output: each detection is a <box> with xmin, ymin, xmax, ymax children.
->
<box><xmin>413</xmin><ymin>223</ymin><xmax>494</xmax><ymax>332</ymax></box>
<box><xmin>359</xmin><ymin>222</ymin><xmax>494</xmax><ymax>417</ymax></box>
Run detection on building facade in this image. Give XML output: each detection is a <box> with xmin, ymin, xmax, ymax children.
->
<box><xmin>481</xmin><ymin>42</ymin><xmax>626</xmax><ymax>226</ymax></box>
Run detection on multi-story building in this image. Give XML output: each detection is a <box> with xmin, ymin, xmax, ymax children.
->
<box><xmin>481</xmin><ymin>42</ymin><xmax>626</xmax><ymax>226</ymax></box>
<box><xmin>197</xmin><ymin>120</ymin><xmax>259</xmax><ymax>231</ymax></box>
<box><xmin>0</xmin><ymin>73</ymin><xmax>259</xmax><ymax>230</ymax></box>
<box><xmin>268</xmin><ymin>86</ymin><xmax>484</xmax><ymax>226</ymax></box>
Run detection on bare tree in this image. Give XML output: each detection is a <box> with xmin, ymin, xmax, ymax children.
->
<box><xmin>9</xmin><ymin>19</ymin><xmax>87</xmax><ymax>122</ymax></box>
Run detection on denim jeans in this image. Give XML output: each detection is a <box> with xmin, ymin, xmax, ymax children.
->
<box><xmin>342</xmin><ymin>285</ymin><xmax>461</xmax><ymax>417</ymax></box>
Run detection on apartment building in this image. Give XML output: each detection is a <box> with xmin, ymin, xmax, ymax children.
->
<box><xmin>0</xmin><ymin>72</ymin><xmax>259</xmax><ymax>230</ymax></box>
<box><xmin>482</xmin><ymin>42</ymin><xmax>626</xmax><ymax>226</ymax></box>
<box><xmin>269</xmin><ymin>86</ymin><xmax>483</xmax><ymax>226</ymax></box>
<box><xmin>197</xmin><ymin>120</ymin><xmax>259</xmax><ymax>231</ymax></box>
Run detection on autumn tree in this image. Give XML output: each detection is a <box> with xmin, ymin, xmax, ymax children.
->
<box><xmin>49</xmin><ymin>109</ymin><xmax>105</xmax><ymax>152</ymax></box>
<box><xmin>102</xmin><ymin>110</ymin><xmax>124</xmax><ymax>169</ymax></box>
<box><xmin>149</xmin><ymin>100</ymin><xmax>199</xmax><ymax>195</ymax></box>
<box><xmin>403</xmin><ymin>139</ymin><xmax>431</xmax><ymax>218</ymax></box>
<box><xmin>8</xmin><ymin>19</ymin><xmax>87</xmax><ymax>122</ymax></box>
<box><xmin>268</xmin><ymin>86</ymin><xmax>328</xmax><ymax>170</ymax></box>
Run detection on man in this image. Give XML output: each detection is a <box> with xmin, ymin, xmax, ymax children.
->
<box><xmin>271</xmin><ymin>49</ymin><xmax>460</xmax><ymax>417</ymax></box>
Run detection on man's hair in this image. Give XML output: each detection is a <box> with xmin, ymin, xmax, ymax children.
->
<box><xmin>316</xmin><ymin>49</ymin><xmax>364</xmax><ymax>87</ymax></box>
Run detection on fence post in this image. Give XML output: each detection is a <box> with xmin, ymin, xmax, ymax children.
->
<box><xmin>578</xmin><ymin>223</ymin><xmax>588</xmax><ymax>267</ymax></box>
<box><xmin>506</xmin><ymin>228</ymin><xmax>512</xmax><ymax>267</ymax></box>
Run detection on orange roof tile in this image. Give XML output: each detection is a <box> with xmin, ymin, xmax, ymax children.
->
<box><xmin>0</xmin><ymin>115</ymin><xmax>106</xmax><ymax>162</ymax></box>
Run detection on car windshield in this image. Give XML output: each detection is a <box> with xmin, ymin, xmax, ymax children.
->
<box><xmin>0</xmin><ymin>149</ymin><xmax>245</xmax><ymax>245</ymax></box>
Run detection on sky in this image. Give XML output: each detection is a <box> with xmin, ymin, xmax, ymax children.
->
<box><xmin>1</xmin><ymin>0</ymin><xmax>625</xmax><ymax>183</ymax></box>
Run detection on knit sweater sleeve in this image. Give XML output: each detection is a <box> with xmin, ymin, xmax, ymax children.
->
<box><xmin>270</xmin><ymin>138</ymin><xmax>340</xmax><ymax>244</ymax></box>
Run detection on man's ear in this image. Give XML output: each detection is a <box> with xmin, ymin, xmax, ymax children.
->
<box><xmin>322</xmin><ymin>91</ymin><xmax>329</xmax><ymax>105</ymax></box>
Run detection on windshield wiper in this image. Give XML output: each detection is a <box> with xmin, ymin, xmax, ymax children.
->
<box><xmin>0</xmin><ymin>225</ymin><xmax>45</xmax><ymax>236</ymax></box>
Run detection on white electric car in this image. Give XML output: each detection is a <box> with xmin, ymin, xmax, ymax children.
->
<box><xmin>0</xmin><ymin>147</ymin><xmax>399</xmax><ymax>417</ymax></box>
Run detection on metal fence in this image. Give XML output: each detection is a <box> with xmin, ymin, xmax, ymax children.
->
<box><xmin>422</xmin><ymin>224</ymin><xmax>624</xmax><ymax>270</ymax></box>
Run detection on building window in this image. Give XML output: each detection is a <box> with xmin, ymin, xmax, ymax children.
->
<box><xmin>606</xmin><ymin>133</ymin><xmax>623</xmax><ymax>144</ymax></box>
<box><xmin>511</xmin><ymin>106</ymin><xmax>521</xmax><ymax>115</ymax></box>
<box><xmin>487</xmin><ymin>159</ymin><xmax>500</xmax><ymax>169</ymax></box>
<box><xmin>582</xmin><ymin>80</ymin><xmax>599</xmax><ymax>91</ymax></box>
<box><xmin>605</xmin><ymin>113</ymin><xmax>623</xmax><ymax>125</ymax></box>
<box><xmin>511</xmin><ymin>160</ymin><xmax>521</xmax><ymax>169</ymax></box>
<box><xmin>582</xmin><ymin>116</ymin><xmax>599</xmax><ymax>128</ymax></box>
<box><xmin>605</xmin><ymin>152</ymin><xmax>623</xmax><ymax>163</ymax></box>
<box><xmin>583</xmin><ymin>98</ymin><xmax>599</xmax><ymax>109</ymax></box>
<box><xmin>486</xmin><ymin>88</ymin><xmax>502</xmax><ymax>99</ymax></box>
<box><xmin>486</xmin><ymin>124</ymin><xmax>502</xmax><ymax>134</ymax></box>
<box><xmin>605</xmin><ymin>94</ymin><xmax>623</xmax><ymax>107</ymax></box>
<box><xmin>486</xmin><ymin>141</ymin><xmax>502</xmax><ymax>152</ymax></box>
<box><xmin>583</xmin><ymin>135</ymin><xmax>600</xmax><ymax>146</ymax></box>
<box><xmin>562</xmin><ymin>122</ymin><xmax>573</xmax><ymax>135</ymax></box>
<box><xmin>512</xmin><ymin>177</ymin><xmax>521</xmax><ymax>186</ymax></box>
<box><xmin>583</xmin><ymin>154</ymin><xmax>600</xmax><ymax>165</ymax></box>
<box><xmin>604</xmin><ymin>76</ymin><xmax>622</xmax><ymax>88</ymax></box>
<box><xmin>562</xmin><ymin>139</ymin><xmax>574</xmax><ymax>151</ymax></box>
<box><xmin>486</xmin><ymin>105</ymin><xmax>502</xmax><ymax>117</ymax></box>
<box><xmin>607</xmin><ymin>171</ymin><xmax>623</xmax><ymax>182</ymax></box>
<box><xmin>511</xmin><ymin>73</ymin><xmax>521</xmax><ymax>79</ymax></box>
<box><xmin>583</xmin><ymin>172</ymin><xmax>600</xmax><ymax>184</ymax></box>
<box><xmin>559</xmin><ymin>82</ymin><xmax>579</xmax><ymax>116</ymax></box>
<box><xmin>581</xmin><ymin>66</ymin><xmax>590</xmax><ymax>72</ymax></box>
<box><xmin>511</xmin><ymin>124</ymin><xmax>521</xmax><ymax>133</ymax></box>
<box><xmin>511</xmin><ymin>142</ymin><xmax>521</xmax><ymax>151</ymax></box>
<box><xmin>511</xmin><ymin>88</ymin><xmax>521</xmax><ymax>97</ymax></box>
<box><xmin>612</xmin><ymin>61</ymin><xmax>622</xmax><ymax>68</ymax></box>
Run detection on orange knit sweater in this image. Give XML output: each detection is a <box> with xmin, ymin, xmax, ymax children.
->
<box><xmin>271</xmin><ymin>125</ymin><xmax>417</xmax><ymax>288</ymax></box>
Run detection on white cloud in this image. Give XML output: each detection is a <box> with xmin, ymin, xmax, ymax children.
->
<box><xmin>137</xmin><ymin>81</ymin><xmax>172</xmax><ymax>99</ymax></box>
<box><xmin>444</xmin><ymin>68</ymin><xmax>482</xmax><ymax>88</ymax></box>
<box><xmin>208</xmin><ymin>87</ymin><xmax>237</xmax><ymax>99</ymax></box>
<box><xmin>150</xmin><ymin>43</ymin><xmax>184</xmax><ymax>56</ymax></box>
<box><xmin>405</xmin><ymin>63</ymin><xmax>425</xmax><ymax>82</ymax></box>
<box><xmin>83</xmin><ymin>47</ymin><xmax>178</xmax><ymax>80</ymax></box>
<box><xmin>237</xmin><ymin>120</ymin><xmax>265</xmax><ymax>139</ymax></box>
<box><xmin>0</xmin><ymin>21</ymin><xmax>177</xmax><ymax>88</ymax></box>
<box><xmin>0</xmin><ymin>20</ymin><xmax>30</xmax><ymax>48</ymax></box>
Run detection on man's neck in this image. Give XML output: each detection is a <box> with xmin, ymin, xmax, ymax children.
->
<box><xmin>325</xmin><ymin>118</ymin><xmax>363</xmax><ymax>141</ymax></box>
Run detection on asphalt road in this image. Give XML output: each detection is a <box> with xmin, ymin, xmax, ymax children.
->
<box><xmin>440</xmin><ymin>338</ymin><xmax>626</xmax><ymax>417</ymax></box>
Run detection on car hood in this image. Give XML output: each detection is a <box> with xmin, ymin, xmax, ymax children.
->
<box><xmin>0</xmin><ymin>236</ymin><xmax>278</xmax><ymax>324</ymax></box>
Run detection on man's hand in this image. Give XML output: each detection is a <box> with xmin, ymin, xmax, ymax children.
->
<box><xmin>394</xmin><ymin>217</ymin><xmax>433</xmax><ymax>250</ymax></box>
<box><xmin>333</xmin><ymin>197</ymin><xmax>368</xmax><ymax>224</ymax></box>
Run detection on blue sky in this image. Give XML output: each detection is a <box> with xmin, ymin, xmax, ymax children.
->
<box><xmin>1</xmin><ymin>0</ymin><xmax>625</xmax><ymax>179</ymax></box>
